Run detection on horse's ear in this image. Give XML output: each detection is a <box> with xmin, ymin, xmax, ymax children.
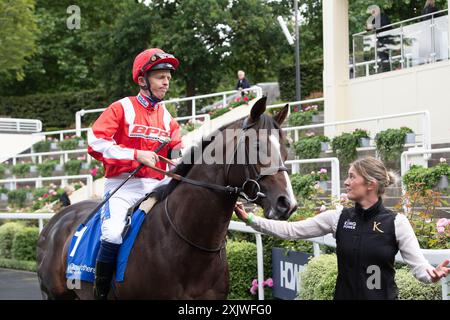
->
<box><xmin>249</xmin><ymin>96</ymin><xmax>267</xmax><ymax>122</ymax></box>
<box><xmin>273</xmin><ymin>104</ymin><xmax>289</xmax><ymax>125</ymax></box>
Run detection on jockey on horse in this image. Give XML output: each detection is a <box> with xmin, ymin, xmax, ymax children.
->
<box><xmin>87</xmin><ymin>48</ymin><xmax>182</xmax><ymax>300</ymax></box>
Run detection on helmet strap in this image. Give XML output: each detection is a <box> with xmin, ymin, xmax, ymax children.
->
<box><xmin>140</xmin><ymin>71</ymin><xmax>162</xmax><ymax>109</ymax></box>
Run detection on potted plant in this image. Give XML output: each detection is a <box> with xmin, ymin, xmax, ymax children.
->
<box><xmin>401</xmin><ymin>127</ymin><xmax>415</xmax><ymax>144</ymax></box>
<box><xmin>12</xmin><ymin>163</ymin><xmax>31</xmax><ymax>178</ymax></box>
<box><xmin>320</xmin><ymin>136</ymin><xmax>330</xmax><ymax>152</ymax></box>
<box><xmin>64</xmin><ymin>159</ymin><xmax>83</xmax><ymax>175</ymax></box>
<box><xmin>313</xmin><ymin>168</ymin><xmax>329</xmax><ymax>190</ymax></box>
<box><xmin>375</xmin><ymin>128</ymin><xmax>413</xmax><ymax>164</ymax></box>
<box><xmin>435</xmin><ymin>158</ymin><xmax>449</xmax><ymax>190</ymax></box>
<box><xmin>37</xmin><ymin>160</ymin><xmax>58</xmax><ymax>177</ymax></box>
<box><xmin>33</xmin><ymin>140</ymin><xmax>51</xmax><ymax>153</ymax></box>
<box><xmin>331</xmin><ymin>132</ymin><xmax>359</xmax><ymax>167</ymax></box>
<box><xmin>353</xmin><ymin>129</ymin><xmax>371</xmax><ymax>148</ymax></box>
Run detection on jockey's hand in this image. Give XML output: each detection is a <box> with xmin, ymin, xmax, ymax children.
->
<box><xmin>136</xmin><ymin>150</ymin><xmax>158</xmax><ymax>167</ymax></box>
<box><xmin>233</xmin><ymin>202</ymin><xmax>248</xmax><ymax>222</ymax></box>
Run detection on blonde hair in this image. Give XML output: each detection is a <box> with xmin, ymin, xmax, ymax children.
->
<box><xmin>350</xmin><ymin>157</ymin><xmax>398</xmax><ymax>196</ymax></box>
<box><xmin>64</xmin><ymin>185</ymin><xmax>75</xmax><ymax>194</ymax></box>
<box><xmin>425</xmin><ymin>0</ymin><xmax>436</xmax><ymax>8</ymax></box>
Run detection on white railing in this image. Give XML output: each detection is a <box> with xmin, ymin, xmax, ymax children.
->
<box><xmin>0</xmin><ymin>175</ymin><xmax>93</xmax><ymax>198</ymax></box>
<box><xmin>32</xmin><ymin>128</ymin><xmax>90</xmax><ymax>142</ymax></box>
<box><xmin>0</xmin><ymin>118</ymin><xmax>42</xmax><ymax>133</ymax></box>
<box><xmin>267</xmin><ymin>97</ymin><xmax>325</xmax><ymax>117</ymax></box>
<box><xmin>5</xmin><ymin>149</ymin><xmax>89</xmax><ymax>166</ymax></box>
<box><xmin>400</xmin><ymin>147</ymin><xmax>450</xmax><ymax>196</ymax></box>
<box><xmin>282</xmin><ymin>110</ymin><xmax>431</xmax><ymax>159</ymax></box>
<box><xmin>75</xmin><ymin>86</ymin><xmax>263</xmax><ymax>136</ymax></box>
<box><xmin>0</xmin><ymin>212</ymin><xmax>266</xmax><ymax>300</ymax></box>
<box><xmin>306</xmin><ymin>233</ymin><xmax>449</xmax><ymax>300</ymax></box>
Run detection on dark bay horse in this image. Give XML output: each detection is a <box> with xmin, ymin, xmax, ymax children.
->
<box><xmin>36</xmin><ymin>97</ymin><xmax>297</xmax><ymax>299</ymax></box>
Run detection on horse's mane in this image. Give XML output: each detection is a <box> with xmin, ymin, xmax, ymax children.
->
<box><xmin>152</xmin><ymin>114</ymin><xmax>281</xmax><ymax>202</ymax></box>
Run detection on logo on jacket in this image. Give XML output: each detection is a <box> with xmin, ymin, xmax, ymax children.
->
<box><xmin>129</xmin><ymin>124</ymin><xmax>170</xmax><ymax>141</ymax></box>
<box><xmin>373</xmin><ymin>221</ymin><xmax>384</xmax><ymax>233</ymax></box>
<box><xmin>343</xmin><ymin>219</ymin><xmax>356</xmax><ymax>230</ymax></box>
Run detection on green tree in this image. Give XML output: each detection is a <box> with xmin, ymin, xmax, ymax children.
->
<box><xmin>0</xmin><ymin>0</ymin><xmax>38</xmax><ymax>80</ymax></box>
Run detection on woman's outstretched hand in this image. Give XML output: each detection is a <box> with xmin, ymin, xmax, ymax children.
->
<box><xmin>234</xmin><ymin>202</ymin><xmax>248</xmax><ymax>222</ymax></box>
<box><xmin>427</xmin><ymin>259</ymin><xmax>450</xmax><ymax>282</ymax></box>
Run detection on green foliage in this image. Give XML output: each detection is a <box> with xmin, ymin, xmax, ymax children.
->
<box><xmin>375</xmin><ymin>127</ymin><xmax>413</xmax><ymax>164</ymax></box>
<box><xmin>0</xmin><ymin>0</ymin><xmax>38</xmax><ymax>80</ymax></box>
<box><xmin>288</xmin><ymin>112</ymin><xmax>313</xmax><ymax>127</ymax></box>
<box><xmin>293</xmin><ymin>135</ymin><xmax>329</xmax><ymax>159</ymax></box>
<box><xmin>395</xmin><ymin>267</ymin><xmax>441</xmax><ymax>300</ymax></box>
<box><xmin>0</xmin><ymin>258</ymin><xmax>37</xmax><ymax>272</ymax></box>
<box><xmin>0</xmin><ymin>163</ymin><xmax>6</xmax><ymax>179</ymax></box>
<box><xmin>7</xmin><ymin>189</ymin><xmax>29</xmax><ymax>208</ymax></box>
<box><xmin>33</xmin><ymin>140</ymin><xmax>51</xmax><ymax>153</ymax></box>
<box><xmin>11</xmin><ymin>227</ymin><xmax>39</xmax><ymax>261</ymax></box>
<box><xmin>0</xmin><ymin>222</ymin><xmax>24</xmax><ymax>259</ymax></box>
<box><xmin>59</xmin><ymin>136</ymin><xmax>82</xmax><ymax>150</ymax></box>
<box><xmin>226</xmin><ymin>240</ymin><xmax>258</xmax><ymax>300</ymax></box>
<box><xmin>402</xmin><ymin>165</ymin><xmax>446</xmax><ymax>192</ymax></box>
<box><xmin>64</xmin><ymin>160</ymin><xmax>82</xmax><ymax>175</ymax></box>
<box><xmin>0</xmin><ymin>89</ymin><xmax>108</xmax><ymax>130</ymax></box>
<box><xmin>299</xmin><ymin>254</ymin><xmax>338</xmax><ymax>300</ymax></box>
<box><xmin>331</xmin><ymin>132</ymin><xmax>359</xmax><ymax>167</ymax></box>
<box><xmin>290</xmin><ymin>173</ymin><xmax>317</xmax><ymax>199</ymax></box>
<box><xmin>353</xmin><ymin>128</ymin><xmax>370</xmax><ymax>140</ymax></box>
<box><xmin>12</xmin><ymin>163</ymin><xmax>31</xmax><ymax>177</ymax></box>
<box><xmin>37</xmin><ymin>160</ymin><xmax>57</xmax><ymax>177</ymax></box>
<box><xmin>278</xmin><ymin>61</ymin><xmax>324</xmax><ymax>101</ymax></box>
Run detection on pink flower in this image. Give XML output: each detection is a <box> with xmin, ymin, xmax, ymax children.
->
<box><xmin>320</xmin><ymin>168</ymin><xmax>327</xmax><ymax>174</ymax></box>
<box><xmin>251</xmin><ymin>279</ymin><xmax>258</xmax><ymax>287</ymax></box>
<box><xmin>235</xmin><ymin>97</ymin><xmax>241</xmax><ymax>103</ymax></box>
<box><xmin>250</xmin><ymin>286</ymin><xmax>257</xmax><ymax>295</ymax></box>
<box><xmin>90</xmin><ymin>167</ymin><xmax>98</xmax><ymax>177</ymax></box>
<box><xmin>264</xmin><ymin>278</ymin><xmax>273</xmax><ymax>287</ymax></box>
<box><xmin>243</xmin><ymin>96</ymin><xmax>249</xmax><ymax>102</ymax></box>
<box><xmin>437</xmin><ymin>226</ymin><xmax>445</xmax><ymax>234</ymax></box>
<box><xmin>43</xmin><ymin>193</ymin><xmax>49</xmax><ymax>199</ymax></box>
<box><xmin>437</xmin><ymin>218</ymin><xmax>449</xmax><ymax>229</ymax></box>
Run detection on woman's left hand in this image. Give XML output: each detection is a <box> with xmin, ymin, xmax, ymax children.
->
<box><xmin>427</xmin><ymin>259</ymin><xmax>450</xmax><ymax>282</ymax></box>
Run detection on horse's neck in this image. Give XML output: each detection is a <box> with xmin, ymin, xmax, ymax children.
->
<box><xmin>169</xmin><ymin>164</ymin><xmax>236</xmax><ymax>247</ymax></box>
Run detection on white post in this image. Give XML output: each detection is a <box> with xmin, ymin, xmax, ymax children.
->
<box><xmin>331</xmin><ymin>158</ymin><xmax>340</xmax><ymax>199</ymax></box>
<box><xmin>422</xmin><ymin>111</ymin><xmax>431</xmax><ymax>160</ymax></box>
<box><xmin>75</xmin><ymin>111</ymin><xmax>83</xmax><ymax>137</ymax></box>
<box><xmin>39</xmin><ymin>219</ymin><xmax>44</xmax><ymax>233</ymax></box>
<box><xmin>191</xmin><ymin>100</ymin><xmax>196</xmax><ymax>123</ymax></box>
<box><xmin>442</xmin><ymin>275</ymin><xmax>449</xmax><ymax>300</ymax></box>
<box><xmin>313</xmin><ymin>243</ymin><xmax>321</xmax><ymax>256</ymax></box>
<box><xmin>222</xmin><ymin>94</ymin><xmax>227</xmax><ymax>108</ymax></box>
<box><xmin>86</xmin><ymin>176</ymin><xmax>93</xmax><ymax>198</ymax></box>
<box><xmin>256</xmin><ymin>233</ymin><xmax>265</xmax><ymax>300</ymax></box>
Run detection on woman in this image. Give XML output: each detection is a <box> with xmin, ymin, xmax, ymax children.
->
<box><xmin>234</xmin><ymin>156</ymin><xmax>449</xmax><ymax>300</ymax></box>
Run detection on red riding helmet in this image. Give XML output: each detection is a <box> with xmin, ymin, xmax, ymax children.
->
<box><xmin>132</xmin><ymin>48</ymin><xmax>180</xmax><ymax>84</ymax></box>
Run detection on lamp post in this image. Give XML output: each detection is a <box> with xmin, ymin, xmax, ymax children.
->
<box><xmin>294</xmin><ymin>0</ymin><xmax>301</xmax><ymax>102</ymax></box>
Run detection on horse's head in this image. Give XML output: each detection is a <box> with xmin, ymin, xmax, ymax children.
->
<box><xmin>227</xmin><ymin>97</ymin><xmax>297</xmax><ymax>220</ymax></box>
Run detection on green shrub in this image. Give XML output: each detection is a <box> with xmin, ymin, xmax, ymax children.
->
<box><xmin>288</xmin><ymin>112</ymin><xmax>313</xmax><ymax>127</ymax></box>
<box><xmin>0</xmin><ymin>258</ymin><xmax>37</xmax><ymax>272</ymax></box>
<box><xmin>37</xmin><ymin>160</ymin><xmax>58</xmax><ymax>177</ymax></box>
<box><xmin>0</xmin><ymin>89</ymin><xmax>108</xmax><ymax>130</ymax></box>
<box><xmin>33</xmin><ymin>140</ymin><xmax>51</xmax><ymax>153</ymax></box>
<box><xmin>402</xmin><ymin>165</ymin><xmax>442</xmax><ymax>192</ymax></box>
<box><xmin>59</xmin><ymin>136</ymin><xmax>83</xmax><ymax>150</ymax></box>
<box><xmin>331</xmin><ymin>132</ymin><xmax>359</xmax><ymax>167</ymax></box>
<box><xmin>293</xmin><ymin>135</ymin><xmax>329</xmax><ymax>159</ymax></box>
<box><xmin>298</xmin><ymin>254</ymin><xmax>443</xmax><ymax>300</ymax></box>
<box><xmin>278</xmin><ymin>61</ymin><xmax>323</xmax><ymax>101</ymax></box>
<box><xmin>353</xmin><ymin>128</ymin><xmax>370</xmax><ymax>140</ymax></box>
<box><xmin>7</xmin><ymin>189</ymin><xmax>29</xmax><ymax>208</ymax></box>
<box><xmin>12</xmin><ymin>163</ymin><xmax>31</xmax><ymax>177</ymax></box>
<box><xmin>290</xmin><ymin>173</ymin><xmax>316</xmax><ymax>199</ymax></box>
<box><xmin>227</xmin><ymin>240</ymin><xmax>258</xmax><ymax>299</ymax></box>
<box><xmin>375</xmin><ymin>128</ymin><xmax>413</xmax><ymax>164</ymax></box>
<box><xmin>395</xmin><ymin>267</ymin><xmax>441</xmax><ymax>300</ymax></box>
<box><xmin>11</xmin><ymin>227</ymin><xmax>39</xmax><ymax>261</ymax></box>
<box><xmin>0</xmin><ymin>222</ymin><xmax>24</xmax><ymax>259</ymax></box>
<box><xmin>0</xmin><ymin>163</ymin><xmax>7</xmax><ymax>179</ymax></box>
<box><xmin>298</xmin><ymin>254</ymin><xmax>338</xmax><ymax>300</ymax></box>
<box><xmin>64</xmin><ymin>159</ymin><xmax>82</xmax><ymax>175</ymax></box>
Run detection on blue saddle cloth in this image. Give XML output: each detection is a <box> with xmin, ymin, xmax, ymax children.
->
<box><xmin>65</xmin><ymin>201</ymin><xmax>147</xmax><ymax>283</ymax></box>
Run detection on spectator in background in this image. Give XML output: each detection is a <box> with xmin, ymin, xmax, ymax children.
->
<box><xmin>59</xmin><ymin>185</ymin><xmax>75</xmax><ymax>207</ymax></box>
<box><xmin>366</xmin><ymin>5</ymin><xmax>392</xmax><ymax>73</ymax></box>
<box><xmin>422</xmin><ymin>0</ymin><xmax>439</xmax><ymax>20</ymax></box>
<box><xmin>236</xmin><ymin>70</ymin><xmax>250</xmax><ymax>96</ymax></box>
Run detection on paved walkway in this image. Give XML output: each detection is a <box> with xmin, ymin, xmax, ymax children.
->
<box><xmin>0</xmin><ymin>268</ymin><xmax>42</xmax><ymax>300</ymax></box>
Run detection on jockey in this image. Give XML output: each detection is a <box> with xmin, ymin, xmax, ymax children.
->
<box><xmin>87</xmin><ymin>48</ymin><xmax>182</xmax><ymax>300</ymax></box>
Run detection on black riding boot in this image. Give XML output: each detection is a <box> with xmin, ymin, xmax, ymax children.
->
<box><xmin>93</xmin><ymin>260</ymin><xmax>115</xmax><ymax>300</ymax></box>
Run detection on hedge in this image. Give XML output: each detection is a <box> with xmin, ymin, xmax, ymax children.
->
<box><xmin>299</xmin><ymin>254</ymin><xmax>442</xmax><ymax>300</ymax></box>
<box><xmin>0</xmin><ymin>222</ymin><xmax>24</xmax><ymax>259</ymax></box>
<box><xmin>0</xmin><ymin>258</ymin><xmax>37</xmax><ymax>272</ymax></box>
<box><xmin>226</xmin><ymin>240</ymin><xmax>258</xmax><ymax>299</ymax></box>
<box><xmin>278</xmin><ymin>60</ymin><xmax>323</xmax><ymax>101</ymax></box>
<box><xmin>0</xmin><ymin>89</ymin><xmax>109</xmax><ymax>130</ymax></box>
<box><xmin>11</xmin><ymin>227</ymin><xmax>39</xmax><ymax>261</ymax></box>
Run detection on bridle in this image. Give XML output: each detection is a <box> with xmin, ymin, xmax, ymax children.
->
<box><xmin>151</xmin><ymin>117</ymin><xmax>288</xmax><ymax>252</ymax></box>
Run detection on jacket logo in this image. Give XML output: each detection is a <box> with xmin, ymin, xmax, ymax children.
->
<box><xmin>343</xmin><ymin>219</ymin><xmax>356</xmax><ymax>230</ymax></box>
<box><xmin>373</xmin><ymin>221</ymin><xmax>384</xmax><ymax>233</ymax></box>
<box><xmin>129</xmin><ymin>124</ymin><xmax>170</xmax><ymax>141</ymax></box>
